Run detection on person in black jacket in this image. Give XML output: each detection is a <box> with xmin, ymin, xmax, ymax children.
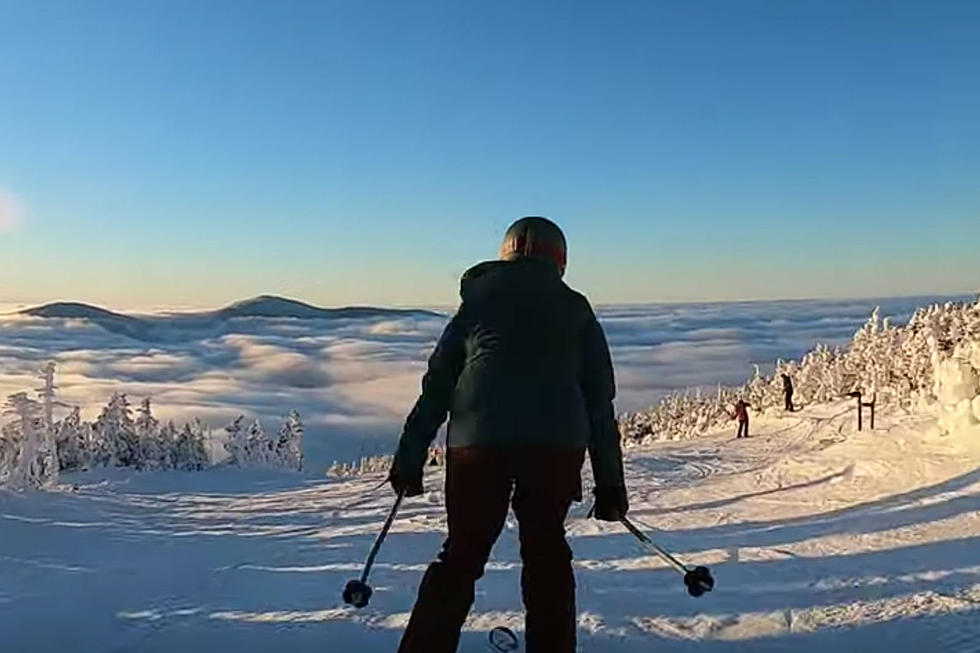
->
<box><xmin>782</xmin><ymin>374</ymin><xmax>794</xmax><ymax>412</ymax></box>
<box><xmin>389</xmin><ymin>217</ymin><xmax>628</xmax><ymax>653</ymax></box>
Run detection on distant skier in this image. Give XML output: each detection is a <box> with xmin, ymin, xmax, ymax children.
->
<box><xmin>729</xmin><ymin>399</ymin><xmax>750</xmax><ymax>439</ymax></box>
<box><xmin>389</xmin><ymin>217</ymin><xmax>628</xmax><ymax>653</ymax></box>
<box><xmin>782</xmin><ymin>373</ymin><xmax>794</xmax><ymax>412</ymax></box>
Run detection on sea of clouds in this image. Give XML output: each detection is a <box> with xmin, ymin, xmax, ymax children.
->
<box><xmin>0</xmin><ymin>294</ymin><xmax>970</xmax><ymax>469</ymax></box>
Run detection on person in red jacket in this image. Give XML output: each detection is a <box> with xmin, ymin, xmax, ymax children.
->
<box><xmin>730</xmin><ymin>399</ymin><xmax>751</xmax><ymax>439</ymax></box>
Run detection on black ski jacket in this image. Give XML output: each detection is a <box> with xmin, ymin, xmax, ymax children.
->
<box><xmin>393</xmin><ymin>258</ymin><xmax>625</xmax><ymax>489</ymax></box>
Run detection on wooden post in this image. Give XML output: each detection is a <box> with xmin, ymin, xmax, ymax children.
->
<box><xmin>848</xmin><ymin>390</ymin><xmax>863</xmax><ymax>431</ymax></box>
<box><xmin>863</xmin><ymin>393</ymin><xmax>876</xmax><ymax>430</ymax></box>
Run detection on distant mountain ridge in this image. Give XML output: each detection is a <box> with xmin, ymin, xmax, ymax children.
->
<box><xmin>18</xmin><ymin>296</ymin><xmax>441</xmax><ymax>341</ymax></box>
<box><xmin>22</xmin><ymin>295</ymin><xmax>438</xmax><ymax>320</ymax></box>
<box><xmin>213</xmin><ymin>295</ymin><xmax>437</xmax><ymax>320</ymax></box>
<box><xmin>22</xmin><ymin>301</ymin><xmax>139</xmax><ymax>322</ymax></box>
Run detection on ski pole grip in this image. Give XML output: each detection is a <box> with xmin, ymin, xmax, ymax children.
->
<box><xmin>620</xmin><ymin>517</ymin><xmax>651</xmax><ymax>544</ymax></box>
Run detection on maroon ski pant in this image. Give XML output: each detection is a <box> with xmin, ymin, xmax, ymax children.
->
<box><xmin>397</xmin><ymin>447</ymin><xmax>585</xmax><ymax>653</ymax></box>
<box><xmin>736</xmin><ymin>417</ymin><xmax>749</xmax><ymax>439</ymax></box>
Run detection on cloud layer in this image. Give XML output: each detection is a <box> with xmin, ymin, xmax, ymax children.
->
<box><xmin>0</xmin><ymin>295</ymin><xmax>969</xmax><ymax>468</ymax></box>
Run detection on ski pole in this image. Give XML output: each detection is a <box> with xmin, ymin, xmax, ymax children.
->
<box><xmin>620</xmin><ymin>517</ymin><xmax>687</xmax><ymax>573</ymax></box>
<box><xmin>343</xmin><ymin>490</ymin><xmax>404</xmax><ymax>608</ymax></box>
<box><xmin>620</xmin><ymin>516</ymin><xmax>715</xmax><ymax>597</ymax></box>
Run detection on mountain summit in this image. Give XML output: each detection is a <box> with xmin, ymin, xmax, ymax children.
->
<box><xmin>215</xmin><ymin>295</ymin><xmax>437</xmax><ymax>319</ymax></box>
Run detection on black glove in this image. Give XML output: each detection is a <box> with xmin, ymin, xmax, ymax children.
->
<box><xmin>388</xmin><ymin>457</ymin><xmax>424</xmax><ymax>497</ymax></box>
<box><xmin>592</xmin><ymin>486</ymin><xmax>629</xmax><ymax>521</ymax></box>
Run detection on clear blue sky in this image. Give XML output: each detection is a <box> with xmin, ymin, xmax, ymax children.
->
<box><xmin>1</xmin><ymin>0</ymin><xmax>977</xmax><ymax>309</ymax></box>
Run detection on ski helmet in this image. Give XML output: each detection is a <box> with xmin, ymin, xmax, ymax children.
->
<box><xmin>499</xmin><ymin>216</ymin><xmax>567</xmax><ymax>275</ymax></box>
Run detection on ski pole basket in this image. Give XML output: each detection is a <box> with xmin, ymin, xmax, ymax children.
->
<box><xmin>620</xmin><ymin>517</ymin><xmax>715</xmax><ymax>597</ymax></box>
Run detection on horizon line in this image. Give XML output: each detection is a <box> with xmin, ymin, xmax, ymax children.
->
<box><xmin>2</xmin><ymin>289</ymin><xmax>975</xmax><ymax>316</ymax></box>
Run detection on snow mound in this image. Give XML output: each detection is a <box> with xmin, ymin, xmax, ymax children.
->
<box><xmin>932</xmin><ymin>339</ymin><xmax>980</xmax><ymax>439</ymax></box>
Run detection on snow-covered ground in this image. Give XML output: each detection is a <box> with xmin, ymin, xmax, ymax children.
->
<box><xmin>3</xmin><ymin>400</ymin><xmax>980</xmax><ymax>652</ymax></box>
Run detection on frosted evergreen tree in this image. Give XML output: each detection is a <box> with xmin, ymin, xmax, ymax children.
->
<box><xmin>0</xmin><ymin>422</ymin><xmax>17</xmax><ymax>486</ymax></box>
<box><xmin>222</xmin><ymin>416</ymin><xmax>247</xmax><ymax>466</ymax></box>
<box><xmin>55</xmin><ymin>406</ymin><xmax>87</xmax><ymax>471</ymax></box>
<box><xmin>275</xmin><ymin>411</ymin><xmax>304</xmax><ymax>470</ymax></box>
<box><xmin>173</xmin><ymin>420</ymin><xmax>209</xmax><ymax>470</ymax></box>
<box><xmin>2</xmin><ymin>392</ymin><xmax>57</xmax><ymax>488</ymax></box>
<box><xmin>5</xmin><ymin>393</ymin><xmax>39</xmax><ymax>484</ymax></box>
<box><xmin>135</xmin><ymin>398</ymin><xmax>161</xmax><ymax>470</ymax></box>
<box><xmin>92</xmin><ymin>394</ymin><xmax>138</xmax><ymax>467</ymax></box>
<box><xmin>2</xmin><ymin>363</ymin><xmax>313</xmax><ymax>486</ymax></box>
<box><xmin>244</xmin><ymin>418</ymin><xmax>268</xmax><ymax>466</ymax></box>
<box><xmin>159</xmin><ymin>421</ymin><xmax>179</xmax><ymax>469</ymax></box>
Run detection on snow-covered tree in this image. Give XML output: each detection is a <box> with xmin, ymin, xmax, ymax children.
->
<box><xmin>0</xmin><ymin>367</ymin><xmax>320</xmax><ymax>487</ymax></box>
<box><xmin>135</xmin><ymin>398</ymin><xmax>161</xmax><ymax>470</ymax></box>
<box><xmin>1</xmin><ymin>392</ymin><xmax>57</xmax><ymax>488</ymax></box>
<box><xmin>173</xmin><ymin>420</ymin><xmax>209</xmax><ymax>471</ymax></box>
<box><xmin>159</xmin><ymin>421</ymin><xmax>179</xmax><ymax>469</ymax></box>
<box><xmin>0</xmin><ymin>424</ymin><xmax>17</xmax><ymax>486</ymax></box>
<box><xmin>222</xmin><ymin>413</ymin><xmax>305</xmax><ymax>471</ymax></box>
<box><xmin>222</xmin><ymin>416</ymin><xmax>247</xmax><ymax>466</ymax></box>
<box><xmin>92</xmin><ymin>394</ymin><xmax>138</xmax><ymax>467</ymax></box>
<box><xmin>245</xmin><ymin>418</ymin><xmax>269</xmax><ymax>466</ymax></box>
<box><xmin>55</xmin><ymin>406</ymin><xmax>88</xmax><ymax>471</ymax></box>
<box><xmin>36</xmin><ymin>362</ymin><xmax>58</xmax><ymax>433</ymax></box>
<box><xmin>275</xmin><ymin>411</ymin><xmax>304</xmax><ymax>470</ymax></box>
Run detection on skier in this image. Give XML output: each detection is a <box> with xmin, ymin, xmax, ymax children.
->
<box><xmin>388</xmin><ymin>217</ymin><xmax>628</xmax><ymax>653</ymax></box>
<box><xmin>782</xmin><ymin>373</ymin><xmax>794</xmax><ymax>412</ymax></box>
<box><xmin>729</xmin><ymin>399</ymin><xmax>750</xmax><ymax>438</ymax></box>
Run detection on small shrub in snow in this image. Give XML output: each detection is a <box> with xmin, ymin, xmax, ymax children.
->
<box><xmin>326</xmin><ymin>444</ymin><xmax>445</xmax><ymax>479</ymax></box>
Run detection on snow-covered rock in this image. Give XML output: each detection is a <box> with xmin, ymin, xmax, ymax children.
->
<box><xmin>938</xmin><ymin>399</ymin><xmax>978</xmax><ymax>436</ymax></box>
<box><xmin>933</xmin><ymin>356</ymin><xmax>979</xmax><ymax>406</ymax></box>
<box><xmin>968</xmin><ymin>341</ymin><xmax>980</xmax><ymax>372</ymax></box>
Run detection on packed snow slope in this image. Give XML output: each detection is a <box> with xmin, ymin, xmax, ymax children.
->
<box><xmin>3</xmin><ymin>401</ymin><xmax>980</xmax><ymax>652</ymax></box>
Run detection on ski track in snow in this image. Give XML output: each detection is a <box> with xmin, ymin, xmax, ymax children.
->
<box><xmin>3</xmin><ymin>401</ymin><xmax>980</xmax><ymax>652</ymax></box>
